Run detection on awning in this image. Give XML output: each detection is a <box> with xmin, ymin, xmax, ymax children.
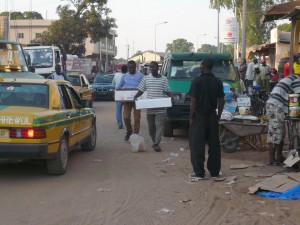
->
<box><xmin>260</xmin><ymin>1</ymin><xmax>300</xmax><ymax>24</ymax></box>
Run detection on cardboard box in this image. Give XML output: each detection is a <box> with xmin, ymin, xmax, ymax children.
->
<box><xmin>135</xmin><ymin>98</ymin><xmax>172</xmax><ymax>110</ymax></box>
<box><xmin>114</xmin><ymin>89</ymin><xmax>147</xmax><ymax>101</ymax></box>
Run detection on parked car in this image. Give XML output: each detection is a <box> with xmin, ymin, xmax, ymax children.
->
<box><xmin>0</xmin><ymin>77</ymin><xmax>97</xmax><ymax>175</ymax></box>
<box><xmin>92</xmin><ymin>74</ymin><xmax>115</xmax><ymax>100</ymax></box>
<box><xmin>68</xmin><ymin>72</ymin><xmax>94</xmax><ymax>108</ymax></box>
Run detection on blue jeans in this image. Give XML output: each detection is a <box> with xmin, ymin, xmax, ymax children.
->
<box><xmin>116</xmin><ymin>101</ymin><xmax>123</xmax><ymax>126</ymax></box>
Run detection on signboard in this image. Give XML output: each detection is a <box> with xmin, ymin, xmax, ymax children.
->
<box><xmin>221</xmin><ymin>17</ymin><xmax>239</xmax><ymax>43</ymax></box>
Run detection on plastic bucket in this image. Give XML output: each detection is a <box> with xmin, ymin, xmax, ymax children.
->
<box><xmin>289</xmin><ymin>106</ymin><xmax>300</xmax><ymax>118</ymax></box>
<box><xmin>238</xmin><ymin>106</ymin><xmax>251</xmax><ymax>115</ymax></box>
<box><xmin>289</xmin><ymin>94</ymin><xmax>299</xmax><ymax>106</ymax></box>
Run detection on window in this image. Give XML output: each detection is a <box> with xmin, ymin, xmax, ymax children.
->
<box><xmin>58</xmin><ymin>85</ymin><xmax>72</xmax><ymax>109</ymax></box>
<box><xmin>18</xmin><ymin>33</ymin><xmax>24</xmax><ymax>39</ymax></box>
<box><xmin>66</xmin><ymin>86</ymin><xmax>82</xmax><ymax>107</ymax></box>
<box><xmin>35</xmin><ymin>33</ymin><xmax>41</xmax><ymax>38</ymax></box>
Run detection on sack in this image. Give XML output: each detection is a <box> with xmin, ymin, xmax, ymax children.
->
<box><xmin>129</xmin><ymin>134</ymin><xmax>147</xmax><ymax>152</ymax></box>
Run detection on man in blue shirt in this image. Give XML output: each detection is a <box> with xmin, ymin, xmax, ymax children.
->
<box><xmin>118</xmin><ymin>60</ymin><xmax>144</xmax><ymax>141</ymax></box>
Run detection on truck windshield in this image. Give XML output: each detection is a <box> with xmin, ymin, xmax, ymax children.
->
<box><xmin>0</xmin><ymin>43</ymin><xmax>28</xmax><ymax>72</ymax></box>
<box><xmin>170</xmin><ymin>59</ymin><xmax>238</xmax><ymax>81</ymax></box>
<box><xmin>24</xmin><ymin>48</ymin><xmax>53</xmax><ymax>68</ymax></box>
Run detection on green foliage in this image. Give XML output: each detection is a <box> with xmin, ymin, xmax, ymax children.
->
<box><xmin>277</xmin><ymin>23</ymin><xmax>291</xmax><ymax>32</ymax></box>
<box><xmin>198</xmin><ymin>44</ymin><xmax>217</xmax><ymax>53</ymax></box>
<box><xmin>165</xmin><ymin>38</ymin><xmax>193</xmax><ymax>53</ymax></box>
<box><xmin>37</xmin><ymin>0</ymin><xmax>116</xmax><ymax>57</ymax></box>
<box><xmin>209</xmin><ymin>0</ymin><xmax>293</xmax><ymax>46</ymax></box>
<box><xmin>0</xmin><ymin>11</ymin><xmax>43</xmax><ymax>19</ymax></box>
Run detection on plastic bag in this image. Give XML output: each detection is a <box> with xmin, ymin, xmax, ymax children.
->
<box><xmin>129</xmin><ymin>134</ymin><xmax>147</xmax><ymax>152</ymax></box>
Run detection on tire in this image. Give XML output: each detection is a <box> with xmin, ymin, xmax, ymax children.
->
<box><xmin>81</xmin><ymin>122</ymin><xmax>97</xmax><ymax>151</ymax></box>
<box><xmin>221</xmin><ymin>131</ymin><xmax>239</xmax><ymax>153</ymax></box>
<box><xmin>47</xmin><ymin>135</ymin><xmax>68</xmax><ymax>175</ymax></box>
<box><xmin>163</xmin><ymin>121</ymin><xmax>173</xmax><ymax>137</ymax></box>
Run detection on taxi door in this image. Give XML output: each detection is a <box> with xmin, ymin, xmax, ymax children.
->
<box><xmin>80</xmin><ymin>75</ymin><xmax>93</xmax><ymax>102</ymax></box>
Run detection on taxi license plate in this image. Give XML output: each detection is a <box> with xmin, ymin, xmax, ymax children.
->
<box><xmin>0</xmin><ymin>129</ymin><xmax>9</xmax><ymax>138</ymax></box>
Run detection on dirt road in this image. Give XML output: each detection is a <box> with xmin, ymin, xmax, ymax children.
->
<box><xmin>0</xmin><ymin>101</ymin><xmax>299</xmax><ymax>225</ymax></box>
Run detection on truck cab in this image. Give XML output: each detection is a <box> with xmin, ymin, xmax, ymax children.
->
<box><xmin>161</xmin><ymin>52</ymin><xmax>240</xmax><ymax>137</ymax></box>
<box><xmin>23</xmin><ymin>45</ymin><xmax>61</xmax><ymax>78</ymax></box>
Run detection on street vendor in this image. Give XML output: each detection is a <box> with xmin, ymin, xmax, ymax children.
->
<box><xmin>266</xmin><ymin>74</ymin><xmax>300</xmax><ymax>166</ymax></box>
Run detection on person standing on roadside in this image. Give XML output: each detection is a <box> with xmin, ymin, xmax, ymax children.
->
<box><xmin>188</xmin><ymin>58</ymin><xmax>225</xmax><ymax>180</ymax></box>
<box><xmin>245</xmin><ymin>58</ymin><xmax>258</xmax><ymax>95</ymax></box>
<box><xmin>118</xmin><ymin>60</ymin><xmax>144</xmax><ymax>141</ymax></box>
<box><xmin>112</xmin><ymin>65</ymin><xmax>128</xmax><ymax>129</ymax></box>
<box><xmin>293</xmin><ymin>56</ymin><xmax>300</xmax><ymax>75</ymax></box>
<box><xmin>266</xmin><ymin>75</ymin><xmax>300</xmax><ymax>165</ymax></box>
<box><xmin>134</xmin><ymin>61</ymin><xmax>171</xmax><ymax>152</ymax></box>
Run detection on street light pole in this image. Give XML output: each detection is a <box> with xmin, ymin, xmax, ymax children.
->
<box><xmin>241</xmin><ymin>0</ymin><xmax>247</xmax><ymax>60</ymax></box>
<box><xmin>155</xmin><ymin>21</ymin><xmax>167</xmax><ymax>61</ymax></box>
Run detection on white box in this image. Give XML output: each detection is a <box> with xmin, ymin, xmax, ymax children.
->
<box><xmin>237</xmin><ymin>97</ymin><xmax>251</xmax><ymax>107</ymax></box>
<box><xmin>135</xmin><ymin>98</ymin><xmax>172</xmax><ymax>110</ymax></box>
<box><xmin>114</xmin><ymin>89</ymin><xmax>147</xmax><ymax>101</ymax></box>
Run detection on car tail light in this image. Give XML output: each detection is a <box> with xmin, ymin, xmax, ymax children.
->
<box><xmin>10</xmin><ymin>128</ymin><xmax>46</xmax><ymax>139</ymax></box>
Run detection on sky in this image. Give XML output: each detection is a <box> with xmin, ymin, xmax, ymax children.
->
<box><xmin>1</xmin><ymin>0</ymin><xmax>235</xmax><ymax>59</ymax></box>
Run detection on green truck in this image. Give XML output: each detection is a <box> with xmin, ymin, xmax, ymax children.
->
<box><xmin>161</xmin><ymin>52</ymin><xmax>240</xmax><ymax>137</ymax></box>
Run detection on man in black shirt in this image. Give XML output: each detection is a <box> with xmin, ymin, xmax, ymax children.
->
<box><xmin>189</xmin><ymin>58</ymin><xmax>225</xmax><ymax>180</ymax></box>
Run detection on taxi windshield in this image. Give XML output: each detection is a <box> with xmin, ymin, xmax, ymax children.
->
<box><xmin>0</xmin><ymin>43</ymin><xmax>28</xmax><ymax>72</ymax></box>
<box><xmin>69</xmin><ymin>76</ymin><xmax>81</xmax><ymax>86</ymax></box>
<box><xmin>24</xmin><ymin>47</ymin><xmax>53</xmax><ymax>68</ymax></box>
<box><xmin>0</xmin><ymin>83</ymin><xmax>48</xmax><ymax>108</ymax></box>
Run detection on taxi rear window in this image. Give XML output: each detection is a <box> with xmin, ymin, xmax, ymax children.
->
<box><xmin>0</xmin><ymin>83</ymin><xmax>48</xmax><ymax>108</ymax></box>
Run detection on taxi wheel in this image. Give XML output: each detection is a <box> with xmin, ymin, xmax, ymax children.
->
<box><xmin>47</xmin><ymin>135</ymin><xmax>69</xmax><ymax>175</ymax></box>
<box><xmin>81</xmin><ymin>123</ymin><xmax>97</xmax><ymax>151</ymax></box>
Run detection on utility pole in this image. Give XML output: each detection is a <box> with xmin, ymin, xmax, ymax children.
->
<box><xmin>99</xmin><ymin>40</ymin><xmax>102</xmax><ymax>73</ymax></box>
<box><xmin>241</xmin><ymin>0</ymin><xmax>247</xmax><ymax>60</ymax></box>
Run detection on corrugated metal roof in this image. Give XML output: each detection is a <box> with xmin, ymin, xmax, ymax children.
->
<box><xmin>261</xmin><ymin>1</ymin><xmax>300</xmax><ymax>24</ymax></box>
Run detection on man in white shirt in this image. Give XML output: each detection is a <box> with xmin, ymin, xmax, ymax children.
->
<box><xmin>49</xmin><ymin>64</ymin><xmax>65</xmax><ymax>80</ymax></box>
<box><xmin>112</xmin><ymin>65</ymin><xmax>128</xmax><ymax>129</ymax></box>
<box><xmin>245</xmin><ymin>58</ymin><xmax>258</xmax><ymax>95</ymax></box>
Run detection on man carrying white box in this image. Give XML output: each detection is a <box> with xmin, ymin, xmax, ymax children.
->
<box><xmin>118</xmin><ymin>60</ymin><xmax>144</xmax><ymax>141</ymax></box>
<box><xmin>134</xmin><ymin>61</ymin><xmax>171</xmax><ymax>152</ymax></box>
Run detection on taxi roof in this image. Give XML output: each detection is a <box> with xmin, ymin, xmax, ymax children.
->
<box><xmin>0</xmin><ymin>77</ymin><xmax>69</xmax><ymax>85</ymax></box>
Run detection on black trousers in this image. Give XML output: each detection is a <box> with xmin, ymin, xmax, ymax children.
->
<box><xmin>189</xmin><ymin>113</ymin><xmax>221</xmax><ymax>177</ymax></box>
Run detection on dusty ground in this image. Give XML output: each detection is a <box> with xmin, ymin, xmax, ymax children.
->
<box><xmin>0</xmin><ymin>101</ymin><xmax>300</xmax><ymax>225</ymax></box>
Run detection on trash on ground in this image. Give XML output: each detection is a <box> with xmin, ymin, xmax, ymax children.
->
<box><xmin>93</xmin><ymin>159</ymin><xmax>102</xmax><ymax>162</ymax></box>
<box><xmin>230</xmin><ymin>164</ymin><xmax>249</xmax><ymax>169</ymax></box>
<box><xmin>257</xmin><ymin>212</ymin><xmax>275</xmax><ymax>217</ymax></box>
<box><xmin>97</xmin><ymin>188</ymin><xmax>111</xmax><ymax>192</ymax></box>
<box><xmin>284</xmin><ymin>151</ymin><xmax>300</xmax><ymax>167</ymax></box>
<box><xmin>244</xmin><ymin>172</ymin><xmax>273</xmax><ymax>177</ymax></box>
<box><xmin>225</xmin><ymin>176</ymin><xmax>237</xmax><ymax>185</ymax></box>
<box><xmin>157</xmin><ymin>207</ymin><xmax>174</xmax><ymax>213</ymax></box>
<box><xmin>213</xmin><ymin>177</ymin><xmax>226</xmax><ymax>182</ymax></box>
<box><xmin>248</xmin><ymin>174</ymin><xmax>300</xmax><ymax>195</ymax></box>
<box><xmin>129</xmin><ymin>134</ymin><xmax>147</xmax><ymax>152</ymax></box>
<box><xmin>162</xmin><ymin>158</ymin><xmax>172</xmax><ymax>162</ymax></box>
<box><xmin>179</xmin><ymin>147</ymin><xmax>185</xmax><ymax>151</ymax></box>
<box><xmin>225</xmin><ymin>192</ymin><xmax>231</xmax><ymax>195</ymax></box>
<box><xmin>170</xmin><ymin>152</ymin><xmax>179</xmax><ymax>157</ymax></box>
<box><xmin>166</xmin><ymin>162</ymin><xmax>176</xmax><ymax>166</ymax></box>
<box><xmin>179</xmin><ymin>199</ymin><xmax>191</xmax><ymax>204</ymax></box>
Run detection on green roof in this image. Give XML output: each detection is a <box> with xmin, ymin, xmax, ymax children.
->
<box><xmin>167</xmin><ymin>53</ymin><xmax>232</xmax><ymax>61</ymax></box>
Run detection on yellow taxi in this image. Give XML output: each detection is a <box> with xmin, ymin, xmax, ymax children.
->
<box><xmin>68</xmin><ymin>72</ymin><xmax>94</xmax><ymax>108</ymax></box>
<box><xmin>0</xmin><ymin>77</ymin><xmax>97</xmax><ymax>175</ymax></box>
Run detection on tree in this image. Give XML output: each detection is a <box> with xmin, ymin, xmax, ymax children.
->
<box><xmin>165</xmin><ymin>38</ymin><xmax>193</xmax><ymax>53</ymax></box>
<box><xmin>209</xmin><ymin>0</ymin><xmax>293</xmax><ymax>46</ymax></box>
<box><xmin>198</xmin><ymin>44</ymin><xmax>217</xmax><ymax>53</ymax></box>
<box><xmin>0</xmin><ymin>11</ymin><xmax>43</xmax><ymax>19</ymax></box>
<box><xmin>38</xmin><ymin>0</ymin><xmax>116</xmax><ymax>56</ymax></box>
<box><xmin>277</xmin><ymin>23</ymin><xmax>291</xmax><ymax>32</ymax></box>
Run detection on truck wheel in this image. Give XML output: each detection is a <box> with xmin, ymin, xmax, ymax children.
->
<box><xmin>47</xmin><ymin>135</ymin><xmax>68</xmax><ymax>175</ymax></box>
<box><xmin>221</xmin><ymin>132</ymin><xmax>239</xmax><ymax>153</ymax></box>
<box><xmin>163</xmin><ymin>121</ymin><xmax>173</xmax><ymax>137</ymax></box>
<box><xmin>81</xmin><ymin>123</ymin><xmax>97</xmax><ymax>151</ymax></box>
